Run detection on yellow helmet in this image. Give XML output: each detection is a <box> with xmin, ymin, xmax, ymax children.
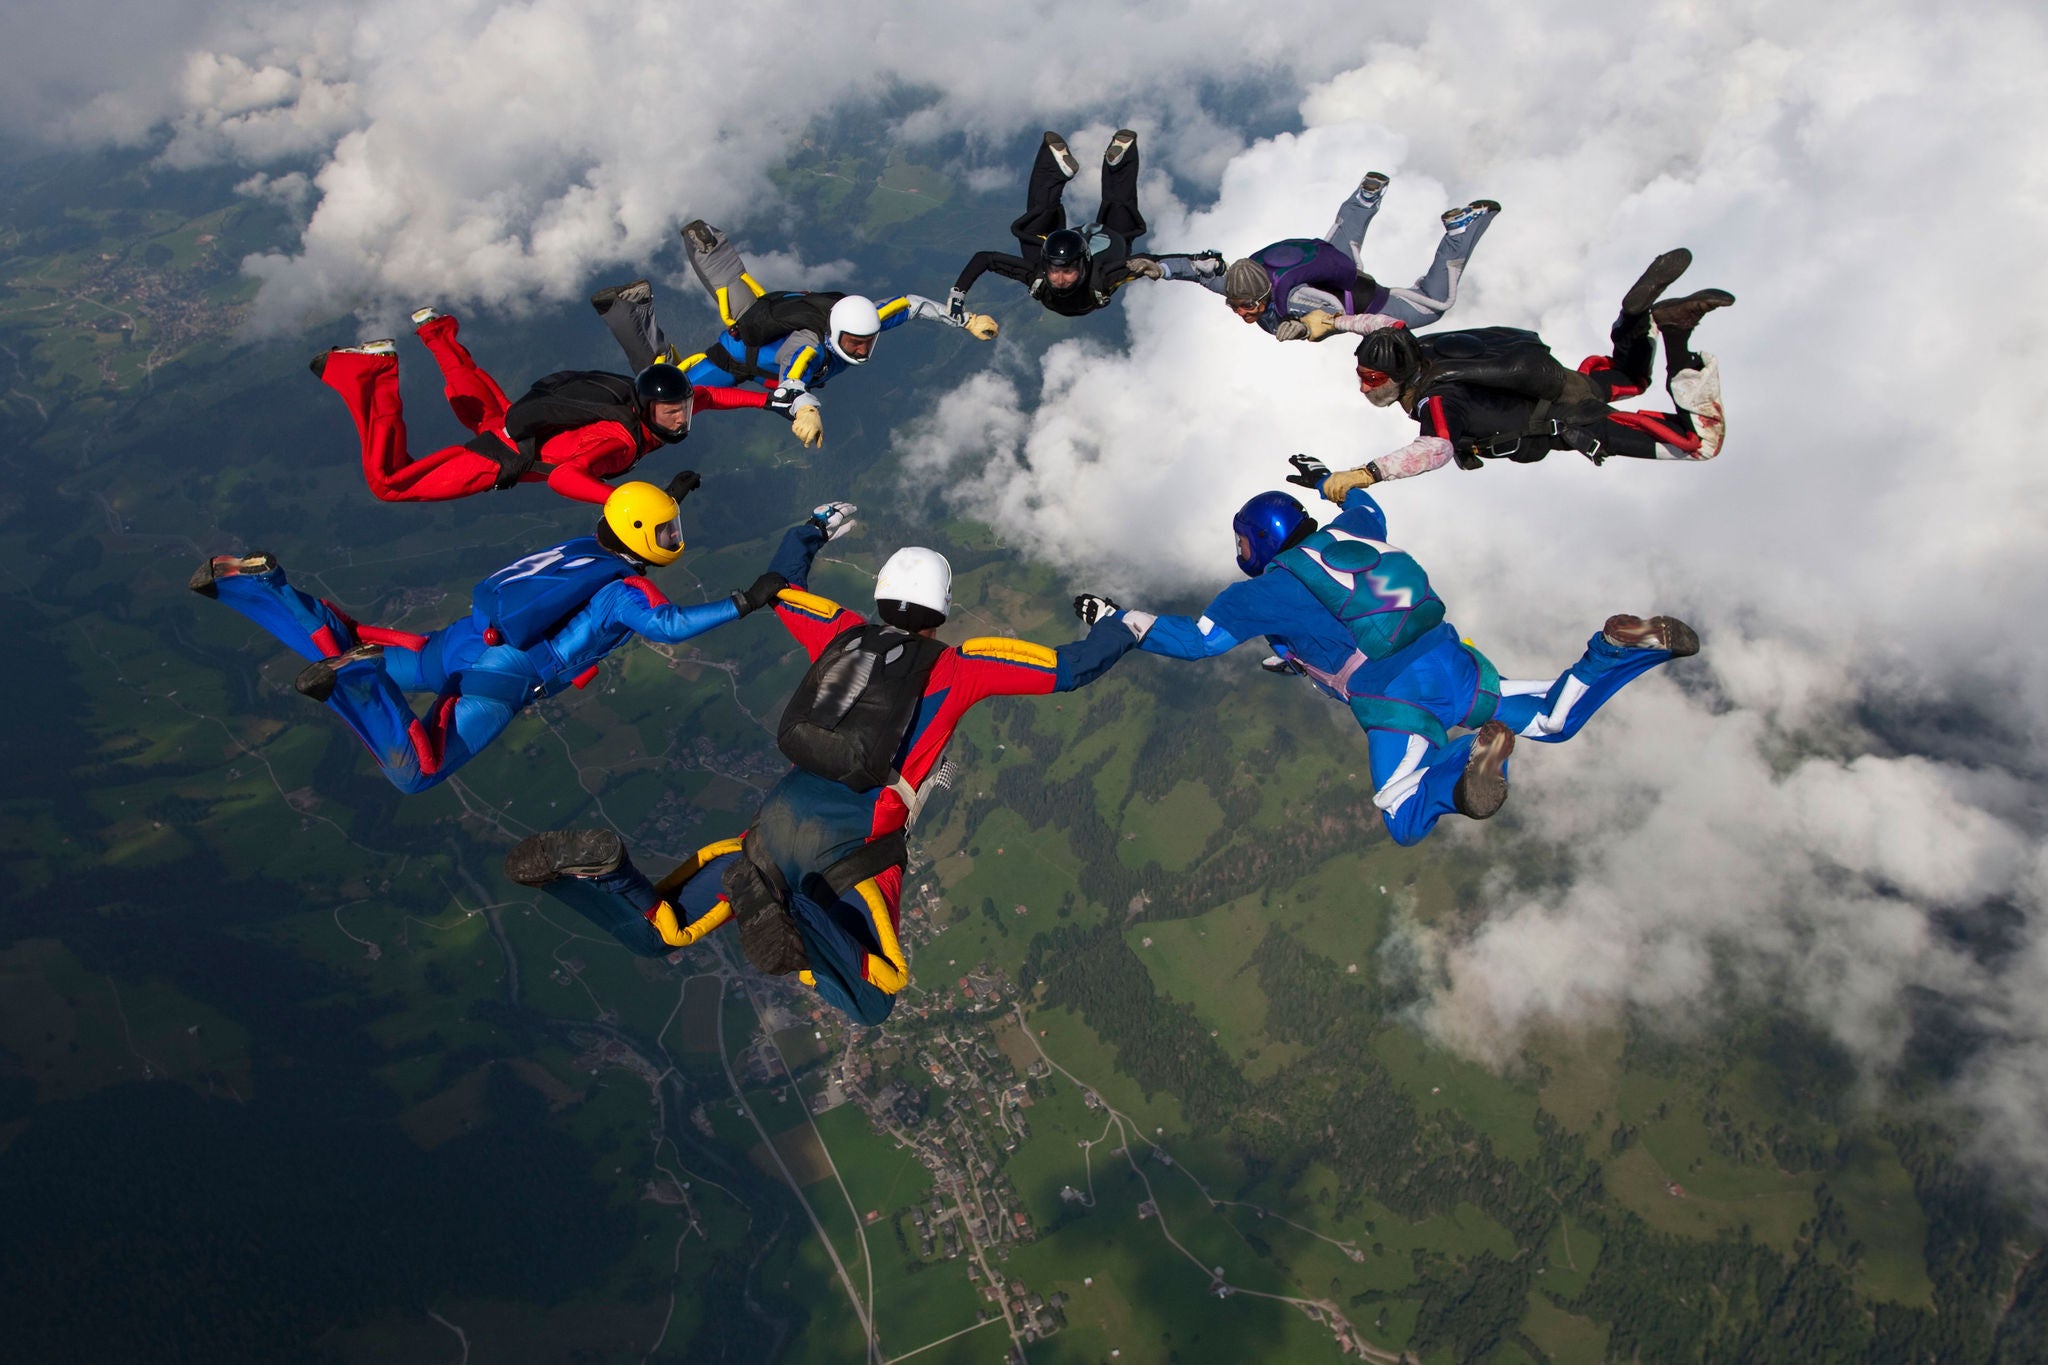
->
<box><xmin>602</xmin><ymin>481</ymin><xmax>684</xmax><ymax>566</ymax></box>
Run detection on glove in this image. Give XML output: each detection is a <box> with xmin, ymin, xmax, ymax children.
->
<box><xmin>767</xmin><ymin>384</ymin><xmax>810</xmax><ymax>416</ymax></box>
<box><xmin>809</xmin><ymin>501</ymin><xmax>859</xmax><ymax>542</ymax></box>
<box><xmin>947</xmin><ymin>287</ymin><xmax>968</xmax><ymax>324</ymax></box>
<box><xmin>1284</xmin><ymin>453</ymin><xmax>1331</xmax><ymax>492</ymax></box>
<box><xmin>1261</xmin><ymin>654</ymin><xmax>1307</xmax><ymax>676</ymax></box>
<box><xmin>1191</xmin><ymin>251</ymin><xmax>1226</xmax><ymax>278</ymax></box>
<box><xmin>1321</xmin><ymin>464</ymin><xmax>1380</xmax><ymax>501</ymax></box>
<box><xmin>663</xmin><ymin>469</ymin><xmax>701</xmax><ymax>502</ymax></box>
<box><xmin>1073</xmin><ymin>593</ymin><xmax>1120</xmax><ymax>626</ymax></box>
<box><xmin>729</xmin><ymin>571</ymin><xmax>788</xmax><ymax>617</ymax></box>
<box><xmin>965</xmin><ymin>313</ymin><xmax>999</xmax><ymax>341</ymax></box>
<box><xmin>791</xmin><ymin>405</ymin><xmax>823</xmax><ymax>448</ymax></box>
<box><xmin>1274</xmin><ymin>318</ymin><xmax>1310</xmax><ymax>342</ymax></box>
<box><xmin>1125</xmin><ymin>257</ymin><xmax>1164</xmax><ymax>280</ymax></box>
<box><xmin>1301</xmin><ymin>310</ymin><xmax>1339</xmax><ymax>342</ymax></box>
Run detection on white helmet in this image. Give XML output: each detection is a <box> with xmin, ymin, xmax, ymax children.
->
<box><xmin>828</xmin><ymin>295</ymin><xmax>884</xmax><ymax>364</ymax></box>
<box><xmin>874</xmin><ymin>546</ymin><xmax>951</xmax><ymax>618</ymax></box>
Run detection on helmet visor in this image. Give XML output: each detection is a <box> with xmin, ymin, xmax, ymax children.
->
<box><xmin>837</xmin><ymin>330</ymin><xmax>877</xmax><ymax>361</ymax></box>
<box><xmin>654</xmin><ymin>514</ymin><xmax>684</xmax><ymax>552</ymax></box>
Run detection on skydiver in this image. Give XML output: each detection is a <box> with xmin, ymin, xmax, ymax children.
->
<box><xmin>1076</xmin><ymin>469</ymin><xmax>1697</xmax><ymax>846</ymax></box>
<box><xmin>312</xmin><ymin>308</ymin><xmax>783</xmax><ymax>504</ymax></box>
<box><xmin>187</xmin><ymin>480</ymin><xmax>785</xmax><ymax>794</ymax></box>
<box><xmin>503</xmin><ymin>502</ymin><xmax>1145</xmax><ymax>1025</ymax></box>
<box><xmin>1146</xmin><ymin>171</ymin><xmax>1499</xmax><ymax>338</ymax></box>
<box><xmin>1306</xmin><ymin>249</ymin><xmax>1732</xmax><ymax>491</ymax></box>
<box><xmin>948</xmin><ymin>129</ymin><xmax>1156</xmax><ymax>319</ymax></box>
<box><xmin>589</xmin><ymin>219</ymin><xmax>996</xmax><ymax>451</ymax></box>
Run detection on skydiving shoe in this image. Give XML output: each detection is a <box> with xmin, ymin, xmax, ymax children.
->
<box><xmin>1651</xmin><ymin>289</ymin><xmax>1735</xmax><ymax>334</ymax></box>
<box><xmin>1622</xmin><ymin>249</ymin><xmax>1693</xmax><ymax>318</ymax></box>
<box><xmin>187</xmin><ymin>552</ymin><xmax>278</xmax><ymax>598</ymax></box>
<box><xmin>1042</xmin><ymin>131</ymin><xmax>1080</xmax><ymax>179</ymax></box>
<box><xmin>308</xmin><ymin>338</ymin><xmax>396</xmax><ymax>378</ymax></box>
<box><xmin>1441</xmin><ymin>200</ymin><xmax>1501</xmax><ymax>233</ymax></box>
<box><xmin>294</xmin><ymin>643</ymin><xmax>384</xmax><ymax>703</ymax></box>
<box><xmin>504</xmin><ymin>828</ymin><xmax>627</xmax><ymax>887</ymax></box>
<box><xmin>1103</xmin><ymin>129</ymin><xmax>1138</xmax><ymax>168</ymax></box>
<box><xmin>589</xmin><ymin>278</ymin><xmax>652</xmax><ymax>315</ymax></box>
<box><xmin>1602</xmin><ymin>614</ymin><xmax>1701</xmax><ymax>657</ymax></box>
<box><xmin>408</xmin><ymin>306</ymin><xmax>446</xmax><ymax>329</ymax></box>
<box><xmin>1357</xmin><ymin>171</ymin><xmax>1391</xmax><ymax>201</ymax></box>
<box><xmin>1453</xmin><ymin>720</ymin><xmax>1515</xmax><ymax>820</ymax></box>
<box><xmin>679</xmin><ymin>219</ymin><xmax>722</xmax><ymax>255</ymax></box>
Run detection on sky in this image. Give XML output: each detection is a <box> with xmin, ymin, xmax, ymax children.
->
<box><xmin>8</xmin><ymin>0</ymin><xmax>2047</xmax><ymax>1206</ymax></box>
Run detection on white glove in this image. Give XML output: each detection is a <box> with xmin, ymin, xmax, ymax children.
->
<box><xmin>1275</xmin><ymin>318</ymin><xmax>1310</xmax><ymax>342</ymax></box>
<box><xmin>946</xmin><ymin>287</ymin><xmax>968</xmax><ymax>323</ymax></box>
<box><xmin>809</xmin><ymin>502</ymin><xmax>858</xmax><ymax>541</ymax></box>
<box><xmin>1073</xmin><ymin>593</ymin><xmax>1119</xmax><ymax>625</ymax></box>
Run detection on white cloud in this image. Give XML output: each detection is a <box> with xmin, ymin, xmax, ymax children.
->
<box><xmin>17</xmin><ymin>0</ymin><xmax>2048</xmax><ymax>1206</ymax></box>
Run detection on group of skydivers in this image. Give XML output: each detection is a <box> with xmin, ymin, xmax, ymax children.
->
<box><xmin>193</xmin><ymin>131</ymin><xmax>1732</xmax><ymax>1024</ymax></box>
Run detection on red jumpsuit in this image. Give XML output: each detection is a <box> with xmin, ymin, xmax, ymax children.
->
<box><xmin>318</xmin><ymin>314</ymin><xmax>767</xmax><ymax>505</ymax></box>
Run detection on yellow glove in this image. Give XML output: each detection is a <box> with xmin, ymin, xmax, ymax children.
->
<box><xmin>791</xmin><ymin>406</ymin><xmax>824</xmax><ymax>448</ymax></box>
<box><xmin>1302</xmin><ymin>309</ymin><xmax>1338</xmax><ymax>341</ymax></box>
<box><xmin>966</xmin><ymin>313</ymin><xmax>999</xmax><ymax>341</ymax></box>
<box><xmin>1320</xmin><ymin>463</ymin><xmax>1379</xmax><ymax>501</ymax></box>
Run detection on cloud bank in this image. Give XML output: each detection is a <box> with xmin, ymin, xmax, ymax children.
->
<box><xmin>17</xmin><ymin>0</ymin><xmax>2048</xmax><ymax>1203</ymax></box>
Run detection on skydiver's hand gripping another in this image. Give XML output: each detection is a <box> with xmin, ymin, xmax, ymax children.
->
<box><xmin>768</xmin><ymin>385</ymin><xmax>825</xmax><ymax>448</ymax></box>
<box><xmin>944</xmin><ymin>287</ymin><xmax>1000</xmax><ymax>341</ymax></box>
<box><xmin>1288</xmin><ymin>450</ymin><xmax>1382</xmax><ymax>501</ymax></box>
<box><xmin>1071</xmin><ymin>593</ymin><xmax>1156</xmax><ymax>640</ymax></box>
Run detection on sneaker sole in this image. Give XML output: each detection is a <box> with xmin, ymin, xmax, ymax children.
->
<box><xmin>1104</xmin><ymin>131</ymin><xmax>1137</xmax><ymax>167</ymax></box>
<box><xmin>294</xmin><ymin>643</ymin><xmax>383</xmax><ymax>702</ymax></box>
<box><xmin>504</xmin><ymin>829</ymin><xmax>625</xmax><ymax>886</ymax></box>
<box><xmin>409</xmin><ymin>308</ymin><xmax>445</xmax><ymax>328</ymax></box>
<box><xmin>679</xmin><ymin>220</ymin><xmax>719</xmax><ymax>253</ymax></box>
<box><xmin>1650</xmin><ymin>289</ymin><xmax>1736</xmax><ymax>330</ymax></box>
<box><xmin>1454</xmin><ymin>721</ymin><xmax>1514</xmax><ymax>820</ymax></box>
<box><xmin>188</xmin><ymin>552</ymin><xmax>277</xmax><ymax>597</ymax></box>
<box><xmin>1043</xmin><ymin>133</ymin><xmax>1079</xmax><ymax>178</ymax></box>
<box><xmin>1602</xmin><ymin>614</ymin><xmax>1700</xmax><ymax>657</ymax></box>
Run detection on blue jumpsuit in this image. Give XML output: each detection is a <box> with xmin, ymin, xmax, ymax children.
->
<box><xmin>1139</xmin><ymin>489</ymin><xmax>1680</xmax><ymax>845</ymax></box>
<box><xmin>208</xmin><ymin>551</ymin><xmax>738</xmax><ymax>793</ymax></box>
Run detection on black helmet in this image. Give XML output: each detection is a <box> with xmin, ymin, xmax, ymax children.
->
<box><xmin>1354</xmin><ymin>328</ymin><xmax>1422</xmax><ymax>387</ymax></box>
<box><xmin>634</xmin><ymin>362</ymin><xmax>694</xmax><ymax>442</ymax></box>
<box><xmin>1042</xmin><ymin>229</ymin><xmax>1089</xmax><ymax>276</ymax></box>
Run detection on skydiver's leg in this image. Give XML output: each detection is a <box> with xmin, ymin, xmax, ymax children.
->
<box><xmin>505</xmin><ymin>830</ymin><xmax>682</xmax><ymax>956</ymax></box>
<box><xmin>204</xmin><ymin>562</ymin><xmax>361</xmax><ymax>663</ymax></box>
<box><xmin>787</xmin><ymin>883</ymin><xmax>899</xmax><ymax>1026</ymax></box>
<box><xmin>1010</xmin><ymin>134</ymin><xmax>1076</xmax><ymax>257</ymax></box>
<box><xmin>680</xmin><ymin>221</ymin><xmax>765</xmax><ymax>330</ymax></box>
<box><xmin>1096</xmin><ymin>131</ymin><xmax>1145</xmax><ymax>242</ymax></box>
<box><xmin>412</xmin><ymin>313</ymin><xmax>510</xmax><ymax>433</ymax></box>
<box><xmin>1491</xmin><ymin>621</ymin><xmax>1694</xmax><ymax>743</ymax></box>
<box><xmin>1374</xmin><ymin>204</ymin><xmax>1500</xmax><ymax>328</ymax></box>
<box><xmin>316</xmin><ymin>349</ymin><xmax>499</xmax><ymax>501</ymax></box>
<box><xmin>1368</xmin><ymin>729</ymin><xmax>1482</xmax><ymax>847</ymax></box>
<box><xmin>1325</xmin><ymin>172</ymin><xmax>1391</xmax><ymax>266</ymax></box>
<box><xmin>319</xmin><ymin>670</ymin><xmax>521</xmax><ymax>794</ymax></box>
<box><xmin>590</xmin><ymin>278</ymin><xmax>670</xmax><ymax>373</ymax></box>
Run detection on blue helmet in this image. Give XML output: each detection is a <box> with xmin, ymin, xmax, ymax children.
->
<box><xmin>1232</xmin><ymin>490</ymin><xmax>1316</xmax><ymax>576</ymax></box>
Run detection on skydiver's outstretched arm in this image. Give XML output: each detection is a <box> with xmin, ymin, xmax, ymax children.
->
<box><xmin>584</xmin><ymin>577</ymin><xmax>741</xmax><ymax>646</ymax></box>
<box><xmin>1150</xmin><ymin>253</ymin><xmax>1229</xmax><ymax>289</ymax></box>
<box><xmin>952</xmin><ymin>251</ymin><xmax>1035</xmax><ymax>298</ymax></box>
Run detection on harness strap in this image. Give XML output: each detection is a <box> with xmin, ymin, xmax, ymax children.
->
<box><xmin>463</xmin><ymin>430</ymin><xmax>541</xmax><ymax>489</ymax></box>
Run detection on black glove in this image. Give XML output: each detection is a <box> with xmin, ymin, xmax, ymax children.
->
<box><xmin>1284</xmin><ymin>454</ymin><xmax>1330</xmax><ymax>491</ymax></box>
<box><xmin>767</xmin><ymin>385</ymin><xmax>807</xmax><ymax>417</ymax></box>
<box><xmin>730</xmin><ymin>572</ymin><xmax>788</xmax><ymax>617</ymax></box>
<box><xmin>1073</xmin><ymin>593</ymin><xmax>1120</xmax><ymax>626</ymax></box>
<box><xmin>664</xmin><ymin>469</ymin><xmax>702</xmax><ymax>502</ymax></box>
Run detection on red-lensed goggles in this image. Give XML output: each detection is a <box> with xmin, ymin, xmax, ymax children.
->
<box><xmin>1356</xmin><ymin>365</ymin><xmax>1393</xmax><ymax>389</ymax></box>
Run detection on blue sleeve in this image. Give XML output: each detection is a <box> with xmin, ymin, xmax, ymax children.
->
<box><xmin>769</xmin><ymin>522</ymin><xmax>827</xmax><ymax>588</ymax></box>
<box><xmin>1052</xmin><ymin>619</ymin><xmax>1140</xmax><ymax>692</ymax></box>
<box><xmin>1138</xmin><ymin>579</ymin><xmax>1282</xmax><ymax>661</ymax></box>
<box><xmin>1138</xmin><ymin>612</ymin><xmax>1242</xmax><ymax>660</ymax></box>
<box><xmin>1330</xmin><ymin>488</ymin><xmax>1389</xmax><ymax>539</ymax></box>
<box><xmin>600</xmin><ymin>582</ymin><xmax>740</xmax><ymax>644</ymax></box>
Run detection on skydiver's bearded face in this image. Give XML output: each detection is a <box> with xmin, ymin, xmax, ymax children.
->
<box><xmin>1356</xmin><ymin>365</ymin><xmax>1401</xmax><ymax>407</ymax></box>
<box><xmin>1045</xmin><ymin>263</ymin><xmax>1084</xmax><ymax>291</ymax></box>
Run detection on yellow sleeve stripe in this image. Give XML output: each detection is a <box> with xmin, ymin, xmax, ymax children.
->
<box><xmin>787</xmin><ymin>346</ymin><xmax>817</xmax><ymax>382</ymax></box>
<box><xmin>738</xmin><ymin>272</ymin><xmax>766</xmax><ymax>300</ymax></box>
<box><xmin>653</xmin><ymin>834</ymin><xmax>747</xmax><ymax>899</ymax></box>
<box><xmin>716</xmin><ymin>286</ymin><xmax>736</xmax><ymax>328</ymax></box>
<box><xmin>876</xmin><ymin>296</ymin><xmax>910</xmax><ymax>321</ymax></box>
<box><xmin>855</xmin><ymin>878</ymin><xmax>909</xmax><ymax>993</ymax></box>
<box><xmin>776</xmin><ymin>587</ymin><xmax>844</xmax><ymax>620</ymax></box>
<box><xmin>960</xmin><ymin>636</ymin><xmax>1058</xmax><ymax>670</ymax></box>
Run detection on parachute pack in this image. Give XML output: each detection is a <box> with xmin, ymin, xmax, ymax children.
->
<box><xmin>469</xmin><ymin>536</ymin><xmax>630</xmax><ymax>649</ymax></box>
<box><xmin>776</xmin><ymin>623</ymin><xmax>947</xmax><ymax>791</ymax></box>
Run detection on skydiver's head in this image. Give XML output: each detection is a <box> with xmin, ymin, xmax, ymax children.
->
<box><xmin>1041</xmin><ymin>229</ymin><xmax>1089</xmax><ymax>293</ymax></box>
<box><xmin>634</xmin><ymin>363</ymin><xmax>694</xmax><ymax>442</ymax></box>
<box><xmin>1223</xmin><ymin>259</ymin><xmax>1271</xmax><ymax>323</ymax></box>
<box><xmin>1354</xmin><ymin>327</ymin><xmax>1421</xmax><ymax>406</ymax></box>
<box><xmin>598</xmin><ymin>481</ymin><xmax>685</xmax><ymax>568</ymax></box>
<box><xmin>829</xmin><ymin>296</ymin><xmax>883</xmax><ymax>364</ymax></box>
<box><xmin>1232</xmin><ymin>491</ymin><xmax>1318</xmax><ymax>577</ymax></box>
<box><xmin>874</xmin><ymin>546</ymin><xmax>951</xmax><ymax>636</ymax></box>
